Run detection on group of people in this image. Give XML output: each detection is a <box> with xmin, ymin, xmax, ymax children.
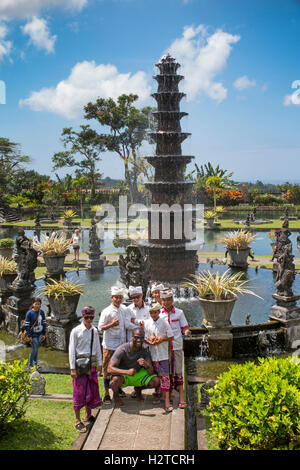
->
<box><xmin>68</xmin><ymin>283</ymin><xmax>190</xmax><ymax>433</ymax></box>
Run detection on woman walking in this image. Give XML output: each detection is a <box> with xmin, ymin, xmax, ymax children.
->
<box><xmin>24</xmin><ymin>297</ymin><xmax>46</xmax><ymax>369</ymax></box>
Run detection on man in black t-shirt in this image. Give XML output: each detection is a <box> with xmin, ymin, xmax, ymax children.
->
<box><xmin>107</xmin><ymin>327</ymin><xmax>160</xmax><ymax>408</ymax></box>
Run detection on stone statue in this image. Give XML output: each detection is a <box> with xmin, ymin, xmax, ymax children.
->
<box><xmin>275</xmin><ymin>245</ymin><xmax>295</xmax><ymax>297</ymax></box>
<box><xmin>89</xmin><ymin>219</ymin><xmax>102</xmax><ymax>255</ymax></box>
<box><xmin>13</xmin><ymin>230</ymin><xmax>37</xmax><ymax>289</ymax></box>
<box><xmin>118</xmin><ymin>245</ymin><xmax>151</xmax><ymax>299</ymax></box>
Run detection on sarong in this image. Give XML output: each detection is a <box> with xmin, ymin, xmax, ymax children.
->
<box><xmin>153</xmin><ymin>360</ymin><xmax>170</xmax><ymax>393</ymax></box>
<box><xmin>73</xmin><ymin>368</ymin><xmax>102</xmax><ymax>414</ymax></box>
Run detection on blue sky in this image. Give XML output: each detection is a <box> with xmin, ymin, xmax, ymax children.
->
<box><xmin>1</xmin><ymin>0</ymin><xmax>300</xmax><ymax>183</ymax></box>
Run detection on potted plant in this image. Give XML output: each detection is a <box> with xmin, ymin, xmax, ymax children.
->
<box><xmin>33</xmin><ymin>235</ymin><xmax>70</xmax><ymax>278</ymax></box>
<box><xmin>63</xmin><ymin>209</ymin><xmax>77</xmax><ymax>227</ymax></box>
<box><xmin>182</xmin><ymin>270</ymin><xmax>261</xmax><ymax>328</ymax></box>
<box><xmin>0</xmin><ymin>238</ymin><xmax>15</xmax><ymax>259</ymax></box>
<box><xmin>221</xmin><ymin>230</ymin><xmax>256</xmax><ymax>268</ymax></box>
<box><xmin>0</xmin><ymin>255</ymin><xmax>17</xmax><ymax>293</ymax></box>
<box><xmin>204</xmin><ymin>210</ymin><xmax>216</xmax><ymax>229</ymax></box>
<box><xmin>37</xmin><ymin>277</ymin><xmax>86</xmax><ymax>321</ymax></box>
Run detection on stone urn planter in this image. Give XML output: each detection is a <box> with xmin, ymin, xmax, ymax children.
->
<box><xmin>43</xmin><ymin>255</ymin><xmax>66</xmax><ymax>278</ymax></box>
<box><xmin>0</xmin><ymin>247</ymin><xmax>14</xmax><ymax>259</ymax></box>
<box><xmin>228</xmin><ymin>248</ymin><xmax>250</xmax><ymax>268</ymax></box>
<box><xmin>0</xmin><ymin>272</ymin><xmax>18</xmax><ymax>291</ymax></box>
<box><xmin>205</xmin><ymin>218</ymin><xmax>215</xmax><ymax>230</ymax></box>
<box><xmin>199</xmin><ymin>295</ymin><xmax>237</xmax><ymax>328</ymax></box>
<box><xmin>48</xmin><ymin>293</ymin><xmax>81</xmax><ymax>321</ymax></box>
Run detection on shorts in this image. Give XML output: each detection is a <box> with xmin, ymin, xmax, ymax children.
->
<box><xmin>121</xmin><ymin>368</ymin><xmax>157</xmax><ymax>388</ymax></box>
<box><xmin>102</xmin><ymin>348</ymin><xmax>115</xmax><ymax>378</ymax></box>
<box><xmin>153</xmin><ymin>359</ymin><xmax>170</xmax><ymax>376</ymax></box>
<box><xmin>73</xmin><ymin>244</ymin><xmax>80</xmax><ymax>250</ymax></box>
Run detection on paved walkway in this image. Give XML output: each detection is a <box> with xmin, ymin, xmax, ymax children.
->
<box><xmin>76</xmin><ymin>387</ymin><xmax>185</xmax><ymax>451</ymax></box>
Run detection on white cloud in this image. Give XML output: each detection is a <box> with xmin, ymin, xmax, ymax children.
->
<box><xmin>0</xmin><ymin>22</ymin><xmax>12</xmax><ymax>60</ymax></box>
<box><xmin>0</xmin><ymin>0</ymin><xmax>87</xmax><ymax>20</ymax></box>
<box><xmin>283</xmin><ymin>80</ymin><xmax>300</xmax><ymax>107</ymax></box>
<box><xmin>19</xmin><ymin>60</ymin><xmax>151</xmax><ymax>118</ymax></box>
<box><xmin>167</xmin><ymin>25</ymin><xmax>240</xmax><ymax>103</ymax></box>
<box><xmin>21</xmin><ymin>17</ymin><xmax>56</xmax><ymax>54</ymax></box>
<box><xmin>234</xmin><ymin>75</ymin><xmax>256</xmax><ymax>90</ymax></box>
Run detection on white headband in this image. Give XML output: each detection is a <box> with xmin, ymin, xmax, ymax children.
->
<box><xmin>128</xmin><ymin>285</ymin><xmax>143</xmax><ymax>295</ymax></box>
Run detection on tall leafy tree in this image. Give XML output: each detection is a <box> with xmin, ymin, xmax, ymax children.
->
<box><xmin>84</xmin><ymin>93</ymin><xmax>154</xmax><ymax>203</ymax></box>
<box><xmin>52</xmin><ymin>125</ymin><xmax>104</xmax><ymax>200</ymax></box>
<box><xmin>0</xmin><ymin>138</ymin><xmax>31</xmax><ymax>197</ymax></box>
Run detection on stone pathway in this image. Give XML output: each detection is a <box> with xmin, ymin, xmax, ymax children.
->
<box><xmin>80</xmin><ymin>387</ymin><xmax>185</xmax><ymax>451</ymax></box>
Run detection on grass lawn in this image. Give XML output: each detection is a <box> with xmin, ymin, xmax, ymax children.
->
<box><xmin>0</xmin><ymin>373</ymin><xmax>105</xmax><ymax>450</ymax></box>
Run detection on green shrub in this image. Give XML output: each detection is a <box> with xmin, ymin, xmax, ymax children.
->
<box><xmin>208</xmin><ymin>357</ymin><xmax>300</xmax><ymax>450</ymax></box>
<box><xmin>0</xmin><ymin>360</ymin><xmax>32</xmax><ymax>436</ymax></box>
<box><xmin>0</xmin><ymin>238</ymin><xmax>14</xmax><ymax>248</ymax></box>
<box><xmin>253</xmin><ymin>194</ymin><xmax>285</xmax><ymax>206</ymax></box>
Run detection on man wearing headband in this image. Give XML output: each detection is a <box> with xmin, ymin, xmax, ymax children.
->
<box><xmin>160</xmin><ymin>289</ymin><xmax>190</xmax><ymax>409</ymax></box>
<box><xmin>69</xmin><ymin>306</ymin><xmax>102</xmax><ymax>433</ymax></box>
<box><xmin>151</xmin><ymin>283</ymin><xmax>165</xmax><ymax>305</ymax></box>
<box><xmin>126</xmin><ymin>285</ymin><xmax>150</xmax><ymax>341</ymax></box>
<box><xmin>98</xmin><ymin>286</ymin><xmax>135</xmax><ymax>403</ymax></box>
<box><xmin>107</xmin><ymin>327</ymin><xmax>160</xmax><ymax>408</ymax></box>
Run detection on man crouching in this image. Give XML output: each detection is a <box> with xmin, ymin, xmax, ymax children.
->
<box><xmin>107</xmin><ymin>327</ymin><xmax>160</xmax><ymax>408</ymax></box>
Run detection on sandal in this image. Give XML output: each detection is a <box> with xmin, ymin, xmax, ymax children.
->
<box><xmin>84</xmin><ymin>415</ymin><xmax>96</xmax><ymax>423</ymax></box>
<box><xmin>165</xmin><ymin>405</ymin><xmax>173</xmax><ymax>413</ymax></box>
<box><xmin>152</xmin><ymin>398</ymin><xmax>161</xmax><ymax>405</ymax></box>
<box><xmin>75</xmin><ymin>422</ymin><xmax>87</xmax><ymax>433</ymax></box>
<box><xmin>103</xmin><ymin>395</ymin><xmax>111</xmax><ymax>403</ymax></box>
<box><xmin>178</xmin><ymin>402</ymin><xmax>188</xmax><ymax>409</ymax></box>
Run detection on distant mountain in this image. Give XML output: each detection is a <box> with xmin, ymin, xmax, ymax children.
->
<box><xmin>99</xmin><ymin>177</ymin><xmax>121</xmax><ymax>188</ymax></box>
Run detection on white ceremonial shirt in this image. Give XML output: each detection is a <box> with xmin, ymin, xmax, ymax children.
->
<box><xmin>160</xmin><ymin>306</ymin><xmax>189</xmax><ymax>351</ymax></box>
<box><xmin>126</xmin><ymin>302</ymin><xmax>150</xmax><ymax>341</ymax></box>
<box><xmin>68</xmin><ymin>323</ymin><xmax>102</xmax><ymax>370</ymax></box>
<box><xmin>98</xmin><ymin>303</ymin><xmax>133</xmax><ymax>350</ymax></box>
<box><xmin>143</xmin><ymin>316</ymin><xmax>174</xmax><ymax>362</ymax></box>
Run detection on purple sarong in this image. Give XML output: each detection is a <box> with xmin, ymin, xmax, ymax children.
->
<box><xmin>73</xmin><ymin>368</ymin><xmax>102</xmax><ymax>414</ymax></box>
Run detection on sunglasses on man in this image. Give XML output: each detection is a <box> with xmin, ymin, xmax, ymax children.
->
<box><xmin>133</xmin><ymin>335</ymin><xmax>145</xmax><ymax>340</ymax></box>
<box><xmin>84</xmin><ymin>315</ymin><xmax>95</xmax><ymax>320</ymax></box>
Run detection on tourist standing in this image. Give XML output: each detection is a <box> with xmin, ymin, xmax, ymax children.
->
<box><xmin>142</xmin><ymin>303</ymin><xmax>174</xmax><ymax>412</ymax></box>
<box><xmin>107</xmin><ymin>327</ymin><xmax>160</xmax><ymax>408</ymax></box>
<box><xmin>70</xmin><ymin>229</ymin><xmax>81</xmax><ymax>261</ymax></box>
<box><xmin>126</xmin><ymin>285</ymin><xmax>150</xmax><ymax>341</ymax></box>
<box><xmin>160</xmin><ymin>289</ymin><xmax>190</xmax><ymax>409</ymax></box>
<box><xmin>98</xmin><ymin>286</ymin><xmax>135</xmax><ymax>402</ymax></box>
<box><xmin>24</xmin><ymin>297</ymin><xmax>46</xmax><ymax>369</ymax></box>
<box><xmin>69</xmin><ymin>306</ymin><xmax>102</xmax><ymax>433</ymax></box>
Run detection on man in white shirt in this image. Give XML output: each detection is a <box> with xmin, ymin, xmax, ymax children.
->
<box><xmin>151</xmin><ymin>283</ymin><xmax>165</xmax><ymax>305</ymax></box>
<box><xmin>69</xmin><ymin>306</ymin><xmax>102</xmax><ymax>433</ymax></box>
<box><xmin>98</xmin><ymin>286</ymin><xmax>134</xmax><ymax>402</ymax></box>
<box><xmin>160</xmin><ymin>289</ymin><xmax>190</xmax><ymax>409</ymax></box>
<box><xmin>142</xmin><ymin>303</ymin><xmax>174</xmax><ymax>412</ymax></box>
<box><xmin>126</xmin><ymin>285</ymin><xmax>150</xmax><ymax>341</ymax></box>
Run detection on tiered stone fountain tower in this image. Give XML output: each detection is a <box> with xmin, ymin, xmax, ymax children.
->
<box><xmin>142</xmin><ymin>55</ymin><xmax>197</xmax><ymax>282</ymax></box>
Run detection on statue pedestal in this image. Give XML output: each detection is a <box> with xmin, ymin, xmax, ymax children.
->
<box><xmin>2</xmin><ymin>285</ymin><xmax>35</xmax><ymax>335</ymax></box>
<box><xmin>86</xmin><ymin>252</ymin><xmax>104</xmax><ymax>273</ymax></box>
<box><xmin>46</xmin><ymin>317</ymin><xmax>80</xmax><ymax>352</ymax></box>
<box><xmin>206</xmin><ymin>327</ymin><xmax>233</xmax><ymax>359</ymax></box>
<box><xmin>270</xmin><ymin>294</ymin><xmax>300</xmax><ymax>349</ymax></box>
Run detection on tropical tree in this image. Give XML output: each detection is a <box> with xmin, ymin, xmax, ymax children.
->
<box><xmin>72</xmin><ymin>176</ymin><xmax>89</xmax><ymax>218</ymax></box>
<box><xmin>52</xmin><ymin>125</ymin><xmax>104</xmax><ymax>200</ymax></box>
<box><xmin>84</xmin><ymin>93</ymin><xmax>154</xmax><ymax>203</ymax></box>
<box><xmin>206</xmin><ymin>175</ymin><xmax>233</xmax><ymax>212</ymax></box>
<box><xmin>0</xmin><ymin>138</ymin><xmax>31</xmax><ymax>197</ymax></box>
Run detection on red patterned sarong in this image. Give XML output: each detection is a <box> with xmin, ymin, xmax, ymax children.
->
<box><xmin>73</xmin><ymin>368</ymin><xmax>102</xmax><ymax>414</ymax></box>
<box><xmin>153</xmin><ymin>360</ymin><xmax>170</xmax><ymax>392</ymax></box>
